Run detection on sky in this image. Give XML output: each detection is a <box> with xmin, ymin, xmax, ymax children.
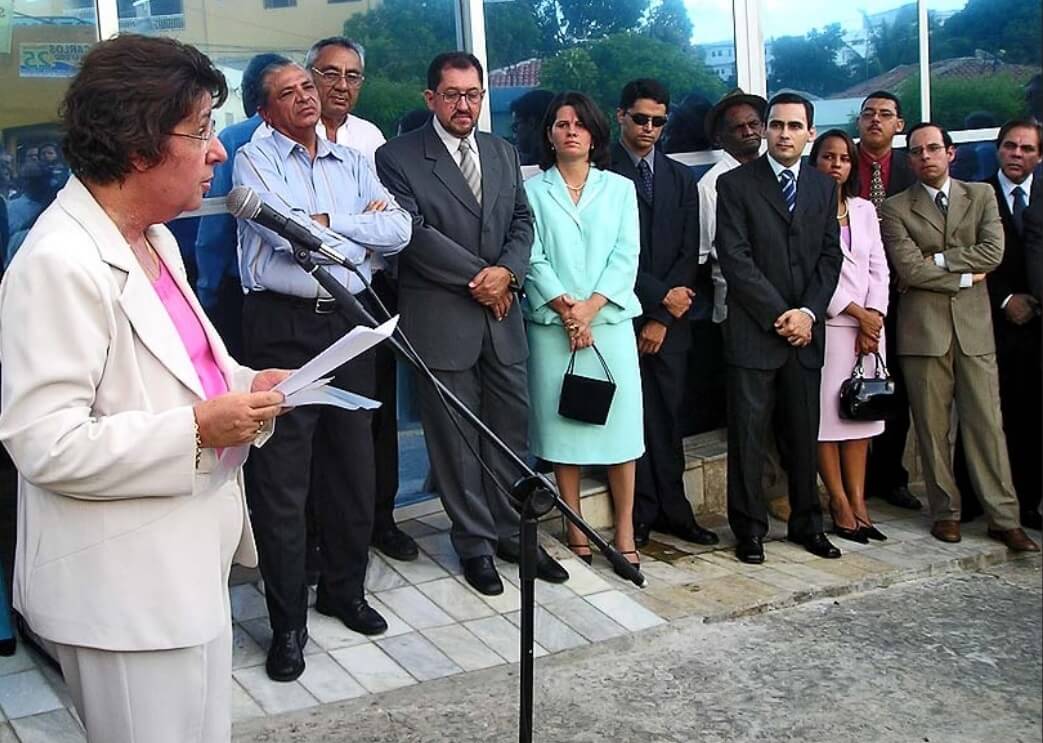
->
<box><xmin>685</xmin><ymin>0</ymin><xmax>971</xmax><ymax>45</ymax></box>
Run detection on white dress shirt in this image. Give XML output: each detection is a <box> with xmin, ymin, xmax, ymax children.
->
<box><xmin>432</xmin><ymin>115</ymin><xmax>482</xmax><ymax>180</ymax></box>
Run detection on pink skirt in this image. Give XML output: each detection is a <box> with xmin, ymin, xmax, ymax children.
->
<box><xmin>818</xmin><ymin>324</ymin><xmax>887</xmax><ymax>442</ymax></box>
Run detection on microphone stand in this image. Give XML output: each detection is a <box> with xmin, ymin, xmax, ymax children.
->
<box><xmin>290</xmin><ymin>243</ymin><xmax>645</xmax><ymax>743</ymax></box>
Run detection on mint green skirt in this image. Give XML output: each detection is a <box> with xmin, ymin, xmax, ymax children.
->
<box><xmin>526</xmin><ymin>320</ymin><xmax>645</xmax><ymax>465</ymax></box>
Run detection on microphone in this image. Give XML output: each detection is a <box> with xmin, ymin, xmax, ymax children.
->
<box><xmin>227</xmin><ymin>186</ymin><xmax>326</xmax><ymax>253</ymax></box>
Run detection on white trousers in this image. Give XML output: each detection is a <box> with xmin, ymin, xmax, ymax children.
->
<box><xmin>50</xmin><ymin>618</ymin><xmax>233</xmax><ymax>743</ymax></box>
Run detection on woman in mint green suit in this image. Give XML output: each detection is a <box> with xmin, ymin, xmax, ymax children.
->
<box><xmin>523</xmin><ymin>92</ymin><xmax>644</xmax><ymax>574</ymax></box>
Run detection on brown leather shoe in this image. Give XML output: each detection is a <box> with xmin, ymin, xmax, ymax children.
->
<box><xmin>987</xmin><ymin>528</ymin><xmax>1041</xmax><ymax>552</ymax></box>
<box><xmin>930</xmin><ymin>520</ymin><xmax>961</xmax><ymax>543</ymax></box>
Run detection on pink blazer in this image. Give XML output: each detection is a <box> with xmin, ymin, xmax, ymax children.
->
<box><xmin>826</xmin><ymin>196</ymin><xmax>890</xmax><ymax>326</ymax></box>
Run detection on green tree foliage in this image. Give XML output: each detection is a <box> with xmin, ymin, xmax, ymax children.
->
<box><xmin>351</xmin><ymin>77</ymin><xmax>427</xmax><ymax>138</ymax></box>
<box><xmin>933</xmin><ymin>0</ymin><xmax>1042</xmax><ymax>66</ymax></box>
<box><xmin>343</xmin><ymin>0</ymin><xmax>456</xmax><ymax>84</ymax></box>
<box><xmin>864</xmin><ymin>4</ymin><xmax>924</xmax><ymax>74</ymax></box>
<box><xmin>534</xmin><ymin>0</ymin><xmax>649</xmax><ymax>47</ymax></box>
<box><xmin>896</xmin><ymin>72</ymin><xmax>1032</xmax><ymax>131</ymax></box>
<box><xmin>485</xmin><ymin>1</ymin><xmax>548</xmax><ymax>69</ymax></box>
<box><xmin>646</xmin><ymin>0</ymin><xmax>694</xmax><ymax>49</ymax></box>
<box><xmin>540</xmin><ymin>32</ymin><xmax>725</xmax><ymax>119</ymax></box>
<box><xmin>768</xmin><ymin>24</ymin><xmax>856</xmax><ymax>97</ymax></box>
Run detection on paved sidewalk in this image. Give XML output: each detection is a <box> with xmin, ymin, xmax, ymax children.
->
<box><xmin>0</xmin><ymin>495</ymin><xmax>1037</xmax><ymax>741</ymax></box>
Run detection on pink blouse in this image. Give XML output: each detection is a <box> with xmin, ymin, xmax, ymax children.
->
<box><xmin>151</xmin><ymin>260</ymin><xmax>228</xmax><ymax>400</ymax></box>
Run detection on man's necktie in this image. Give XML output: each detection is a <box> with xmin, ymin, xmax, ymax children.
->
<box><xmin>637</xmin><ymin>158</ymin><xmax>654</xmax><ymax>203</ymax></box>
<box><xmin>1012</xmin><ymin>185</ymin><xmax>1027</xmax><ymax>236</ymax></box>
<box><xmin>935</xmin><ymin>190</ymin><xmax>948</xmax><ymax>218</ymax></box>
<box><xmin>458</xmin><ymin>138</ymin><xmax>482</xmax><ymax>205</ymax></box>
<box><xmin>780</xmin><ymin>169</ymin><xmax>796</xmax><ymax>213</ymax></box>
<box><xmin>869</xmin><ymin>161</ymin><xmax>886</xmax><ymax>209</ymax></box>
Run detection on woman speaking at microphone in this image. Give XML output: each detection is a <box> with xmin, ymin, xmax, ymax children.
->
<box><xmin>0</xmin><ymin>35</ymin><xmax>287</xmax><ymax>743</ymax></box>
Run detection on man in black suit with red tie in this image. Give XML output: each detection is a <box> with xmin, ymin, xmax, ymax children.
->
<box><xmin>985</xmin><ymin>119</ymin><xmax>1042</xmax><ymax>529</ymax></box>
<box><xmin>716</xmin><ymin>92</ymin><xmax>844</xmax><ymax>564</ymax></box>
<box><xmin>855</xmin><ymin>90</ymin><xmax>922</xmax><ymax>511</ymax></box>
<box><xmin>608</xmin><ymin>78</ymin><xmax>719</xmax><ymax>548</ymax></box>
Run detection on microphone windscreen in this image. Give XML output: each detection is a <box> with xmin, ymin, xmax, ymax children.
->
<box><xmin>227</xmin><ymin>186</ymin><xmax>261</xmax><ymax>220</ymax></box>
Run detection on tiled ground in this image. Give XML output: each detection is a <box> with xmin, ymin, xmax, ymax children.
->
<box><xmin>0</xmin><ymin>496</ymin><xmax>1037</xmax><ymax>741</ymax></box>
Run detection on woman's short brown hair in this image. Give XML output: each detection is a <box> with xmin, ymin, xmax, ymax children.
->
<box><xmin>61</xmin><ymin>34</ymin><xmax>227</xmax><ymax>185</ymax></box>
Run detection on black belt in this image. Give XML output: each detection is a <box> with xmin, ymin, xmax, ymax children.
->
<box><xmin>251</xmin><ymin>291</ymin><xmax>339</xmax><ymax>315</ymax></box>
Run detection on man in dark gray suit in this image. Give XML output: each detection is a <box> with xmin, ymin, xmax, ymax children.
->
<box><xmin>375</xmin><ymin>52</ymin><xmax>567</xmax><ymax>595</ymax></box>
<box><xmin>716</xmin><ymin>92</ymin><xmax>844</xmax><ymax>565</ymax></box>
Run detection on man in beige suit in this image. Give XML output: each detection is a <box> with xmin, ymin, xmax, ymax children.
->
<box><xmin>880</xmin><ymin>122</ymin><xmax>1038</xmax><ymax>552</ymax></box>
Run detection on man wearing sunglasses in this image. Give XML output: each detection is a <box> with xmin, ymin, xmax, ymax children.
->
<box><xmin>609</xmin><ymin>79</ymin><xmax>719</xmax><ymax>550</ymax></box>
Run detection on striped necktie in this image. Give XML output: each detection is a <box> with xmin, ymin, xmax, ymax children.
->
<box><xmin>780</xmin><ymin>169</ymin><xmax>796</xmax><ymax>213</ymax></box>
<box><xmin>458</xmin><ymin>138</ymin><xmax>482</xmax><ymax>205</ymax></box>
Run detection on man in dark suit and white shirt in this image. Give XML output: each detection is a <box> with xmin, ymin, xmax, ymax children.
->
<box><xmin>855</xmin><ymin>90</ymin><xmax>922</xmax><ymax>511</ymax></box>
<box><xmin>375</xmin><ymin>52</ymin><xmax>567</xmax><ymax>595</ymax></box>
<box><xmin>716</xmin><ymin>92</ymin><xmax>844</xmax><ymax>564</ymax></box>
<box><xmin>608</xmin><ymin>78</ymin><xmax>718</xmax><ymax>549</ymax></box>
<box><xmin>985</xmin><ymin>119</ymin><xmax>1042</xmax><ymax>529</ymax></box>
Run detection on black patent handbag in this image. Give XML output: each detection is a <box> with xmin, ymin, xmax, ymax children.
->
<box><xmin>838</xmin><ymin>352</ymin><xmax>898</xmax><ymax>421</ymax></box>
<box><xmin>558</xmin><ymin>344</ymin><xmax>616</xmax><ymax>425</ymax></box>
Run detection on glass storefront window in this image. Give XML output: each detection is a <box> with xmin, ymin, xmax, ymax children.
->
<box><xmin>1</xmin><ymin>0</ymin><xmax>95</xmax><ymax>268</ymax></box>
<box><xmin>485</xmin><ymin>0</ymin><xmax>732</xmax><ymax>161</ymax></box>
<box><xmin>761</xmin><ymin>0</ymin><xmax>921</xmax><ymax>134</ymax></box>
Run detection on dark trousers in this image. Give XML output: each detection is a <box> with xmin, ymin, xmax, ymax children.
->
<box><xmin>635</xmin><ymin>349</ymin><xmax>695</xmax><ymax>529</ymax></box>
<box><xmin>242</xmin><ymin>292</ymin><xmax>376</xmax><ymax>632</ymax></box>
<box><xmin>368</xmin><ymin>271</ymin><xmax>401</xmax><ymax>535</ymax></box>
<box><xmin>866</xmin><ymin>298</ymin><xmax>911</xmax><ymax>495</ymax></box>
<box><xmin>727</xmin><ymin>354</ymin><xmax>823</xmax><ymax>540</ymax></box>
<box><xmin>417</xmin><ymin>332</ymin><xmax>525</xmax><ymax>559</ymax></box>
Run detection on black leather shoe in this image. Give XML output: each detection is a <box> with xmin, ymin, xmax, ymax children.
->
<box><xmin>791</xmin><ymin>532</ymin><xmax>842</xmax><ymax>559</ymax></box>
<box><xmin>372</xmin><ymin>525</ymin><xmax>420</xmax><ymax>562</ymax></box>
<box><xmin>881</xmin><ymin>485</ymin><xmax>922</xmax><ymax>510</ymax></box>
<box><xmin>265</xmin><ymin>628</ymin><xmax>307</xmax><ymax>682</ymax></box>
<box><xmin>462</xmin><ymin>555</ymin><xmax>504</xmax><ymax>595</ymax></box>
<box><xmin>496</xmin><ymin>543</ymin><xmax>570</xmax><ymax>584</ymax></box>
<box><xmin>670</xmin><ymin>521</ymin><xmax>720</xmax><ymax>546</ymax></box>
<box><xmin>316</xmin><ymin>596</ymin><xmax>388</xmax><ymax>636</ymax></box>
<box><xmin>634</xmin><ymin>523</ymin><xmax>651</xmax><ymax>548</ymax></box>
<box><xmin>735</xmin><ymin>536</ymin><xmax>765</xmax><ymax>564</ymax></box>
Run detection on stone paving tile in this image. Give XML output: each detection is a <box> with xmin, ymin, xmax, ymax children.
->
<box><xmin>36</xmin><ymin>658</ymin><xmax>76</xmax><ymax>713</ymax></box>
<box><xmin>229</xmin><ymin>679</ymin><xmax>265</xmax><ymax>723</ymax></box>
<box><xmin>0</xmin><ymin>722</ymin><xmax>16</xmax><ymax>743</ymax></box>
<box><xmin>0</xmin><ymin>670</ymin><xmax>63</xmax><ymax>720</ymax></box>
<box><xmin>366</xmin><ymin>597</ymin><xmax>414</xmax><ymax>638</ymax></box>
<box><xmin>304</xmin><ymin>608</ymin><xmax>376</xmax><ymax>652</ymax></box>
<box><xmin>421</xmin><ymin>625</ymin><xmax>506</xmax><ymax>671</ymax></box>
<box><xmin>505</xmin><ymin>607</ymin><xmax>589</xmax><ymax>653</ymax></box>
<box><xmin>387</xmin><ymin>552</ymin><xmax>451</xmax><ymax>585</ymax></box>
<box><xmin>627</xmin><ymin>588</ymin><xmax>700</xmax><ymax>621</ymax></box>
<box><xmin>770</xmin><ymin>560</ymin><xmax>850</xmax><ymax>588</ymax></box>
<box><xmin>744</xmin><ymin>567</ymin><xmax>818</xmax><ymax>594</ymax></box>
<box><xmin>463</xmin><ymin>575</ymin><xmax>522</xmax><ymax>614</ymax></box>
<box><xmin>463</xmin><ymin>615</ymin><xmax>547</xmax><ymax>663</ymax></box>
<box><xmin>584</xmin><ymin>590</ymin><xmax>666</xmax><ymax>632</ymax></box>
<box><xmin>689</xmin><ymin>574</ymin><xmax>784</xmax><ymax>611</ymax></box>
<box><xmin>417</xmin><ymin>512</ymin><xmax>453</xmax><ymax>531</ymax></box>
<box><xmin>398</xmin><ymin>519</ymin><xmax>440</xmax><ymax>539</ymax></box>
<box><xmin>229</xmin><ymin>583</ymin><xmax>269</xmax><ymax>622</ymax></box>
<box><xmin>670</xmin><ymin>554</ymin><xmax>735</xmax><ymax>581</ymax></box>
<box><xmin>687</xmin><ymin>549</ymin><xmax>768</xmax><ymax>576</ymax></box>
<box><xmin>9</xmin><ymin>709</ymin><xmax>85</xmax><ymax>743</ymax></box>
<box><xmin>232</xmin><ymin>667</ymin><xmax>318</xmax><ymax>715</ymax></box>
<box><xmin>637</xmin><ymin>559</ymin><xmax>700</xmax><ymax>587</ymax></box>
<box><xmin>232</xmin><ymin>623</ymin><xmax>267</xmax><ymax>670</ymax></box>
<box><xmin>297</xmin><ymin>652</ymin><xmax>369</xmax><ymax>703</ymax></box>
<box><xmin>0</xmin><ymin>645</ymin><xmax>38</xmax><ymax>678</ymax></box>
<box><xmin>763</xmin><ymin>540</ymin><xmax>821</xmax><ymax>564</ymax></box>
<box><xmin>377</xmin><ymin>585</ymin><xmax>455</xmax><ymax>629</ymax></box>
<box><xmin>554</xmin><ymin>558</ymin><xmax>613</xmax><ymax>595</ymax></box>
<box><xmin>238</xmin><ymin>618</ymin><xmax>323</xmax><ymax>656</ymax></box>
<box><xmin>498</xmin><ymin>564</ymin><xmax>579</xmax><ymax>606</ymax></box>
<box><xmin>365</xmin><ymin>554</ymin><xmax>411</xmax><ymax>593</ymax></box>
<box><xmin>417</xmin><ymin>577</ymin><xmax>496</xmax><ymax>622</ymax></box>
<box><xmin>539</xmin><ymin>596</ymin><xmax>627</xmax><ymax>643</ymax></box>
<box><xmin>377</xmin><ymin>632</ymin><xmax>462</xmax><ymax>682</ymax></box>
<box><xmin>330</xmin><ymin>643</ymin><xmax>417</xmax><ymax>693</ymax></box>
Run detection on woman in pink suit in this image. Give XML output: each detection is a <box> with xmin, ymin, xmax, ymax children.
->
<box><xmin>811</xmin><ymin>130</ymin><xmax>890</xmax><ymax>543</ymax></box>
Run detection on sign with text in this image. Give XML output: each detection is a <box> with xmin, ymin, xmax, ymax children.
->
<box><xmin>19</xmin><ymin>43</ymin><xmax>91</xmax><ymax>78</ymax></box>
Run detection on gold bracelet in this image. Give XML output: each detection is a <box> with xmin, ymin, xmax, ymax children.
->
<box><xmin>193</xmin><ymin>417</ymin><xmax>202</xmax><ymax>469</ymax></box>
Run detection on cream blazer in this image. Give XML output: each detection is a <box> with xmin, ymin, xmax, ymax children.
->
<box><xmin>0</xmin><ymin>176</ymin><xmax>262</xmax><ymax>652</ymax></box>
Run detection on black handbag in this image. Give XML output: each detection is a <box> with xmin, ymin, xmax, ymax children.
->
<box><xmin>838</xmin><ymin>352</ymin><xmax>898</xmax><ymax>421</ymax></box>
<box><xmin>558</xmin><ymin>344</ymin><xmax>616</xmax><ymax>425</ymax></box>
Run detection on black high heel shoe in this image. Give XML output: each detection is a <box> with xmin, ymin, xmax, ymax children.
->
<box><xmin>613</xmin><ymin>550</ymin><xmax>642</xmax><ymax>579</ymax></box>
<box><xmin>856</xmin><ymin>519</ymin><xmax>887</xmax><ymax>541</ymax></box>
<box><xmin>830</xmin><ymin>505</ymin><xmax>869</xmax><ymax>544</ymax></box>
<box><xmin>568</xmin><ymin>542</ymin><xmax>593</xmax><ymax>565</ymax></box>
